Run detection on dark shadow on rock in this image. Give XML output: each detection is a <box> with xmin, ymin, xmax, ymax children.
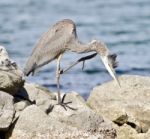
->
<box><xmin>0</xmin><ymin>117</ymin><xmax>19</xmax><ymax>139</ymax></box>
<box><xmin>5</xmin><ymin>117</ymin><xmax>19</xmax><ymax>139</ymax></box>
<box><xmin>14</xmin><ymin>87</ymin><xmax>36</xmax><ymax>105</ymax></box>
<box><xmin>46</xmin><ymin>105</ymin><xmax>54</xmax><ymax>114</ymax></box>
<box><xmin>0</xmin><ymin>131</ymin><xmax>5</xmax><ymax>139</ymax></box>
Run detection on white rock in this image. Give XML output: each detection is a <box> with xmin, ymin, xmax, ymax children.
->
<box><xmin>0</xmin><ymin>91</ymin><xmax>15</xmax><ymax>131</ymax></box>
<box><xmin>87</xmin><ymin>75</ymin><xmax>150</xmax><ymax>136</ymax></box>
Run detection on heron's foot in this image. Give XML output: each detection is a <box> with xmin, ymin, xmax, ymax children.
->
<box><xmin>59</xmin><ymin>53</ymin><xmax>97</xmax><ymax>75</ymax></box>
<box><xmin>57</xmin><ymin>94</ymin><xmax>77</xmax><ymax>111</ymax></box>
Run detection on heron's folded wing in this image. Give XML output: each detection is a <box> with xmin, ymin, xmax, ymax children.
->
<box><xmin>24</xmin><ymin>23</ymin><xmax>72</xmax><ymax>76</ymax></box>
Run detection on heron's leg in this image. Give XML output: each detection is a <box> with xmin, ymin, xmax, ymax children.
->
<box><xmin>60</xmin><ymin>53</ymin><xmax>97</xmax><ymax>74</ymax></box>
<box><xmin>56</xmin><ymin>54</ymin><xmax>63</xmax><ymax>104</ymax></box>
<box><xmin>56</xmin><ymin>53</ymin><xmax>97</xmax><ymax>111</ymax></box>
<box><xmin>56</xmin><ymin>55</ymin><xmax>77</xmax><ymax>111</ymax></box>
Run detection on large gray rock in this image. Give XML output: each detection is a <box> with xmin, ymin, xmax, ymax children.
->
<box><xmin>0</xmin><ymin>70</ymin><xmax>24</xmax><ymax>95</ymax></box>
<box><xmin>0</xmin><ymin>91</ymin><xmax>15</xmax><ymax>131</ymax></box>
<box><xmin>0</xmin><ymin>45</ymin><xmax>18</xmax><ymax>71</ymax></box>
<box><xmin>49</xmin><ymin>92</ymin><xmax>116</xmax><ymax>139</ymax></box>
<box><xmin>115</xmin><ymin>124</ymin><xmax>150</xmax><ymax>139</ymax></box>
<box><xmin>16</xmin><ymin>83</ymin><xmax>56</xmax><ymax>113</ymax></box>
<box><xmin>0</xmin><ymin>46</ymin><xmax>24</xmax><ymax>95</ymax></box>
<box><xmin>7</xmin><ymin>92</ymin><xmax>116</xmax><ymax>139</ymax></box>
<box><xmin>6</xmin><ymin>105</ymin><xmax>103</xmax><ymax>139</ymax></box>
<box><xmin>87</xmin><ymin>75</ymin><xmax>150</xmax><ymax>138</ymax></box>
<box><xmin>13</xmin><ymin>83</ymin><xmax>56</xmax><ymax>120</ymax></box>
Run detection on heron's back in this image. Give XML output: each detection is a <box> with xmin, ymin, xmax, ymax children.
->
<box><xmin>24</xmin><ymin>19</ymin><xmax>76</xmax><ymax>76</ymax></box>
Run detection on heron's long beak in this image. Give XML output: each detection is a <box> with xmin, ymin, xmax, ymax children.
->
<box><xmin>101</xmin><ymin>56</ymin><xmax>121</xmax><ymax>87</ymax></box>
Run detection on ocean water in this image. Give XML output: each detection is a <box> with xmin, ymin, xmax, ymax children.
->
<box><xmin>0</xmin><ymin>0</ymin><xmax>150</xmax><ymax>98</ymax></box>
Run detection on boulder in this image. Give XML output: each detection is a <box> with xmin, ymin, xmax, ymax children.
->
<box><xmin>49</xmin><ymin>92</ymin><xmax>116</xmax><ymax>139</ymax></box>
<box><xmin>0</xmin><ymin>46</ymin><xmax>24</xmax><ymax>95</ymax></box>
<box><xmin>87</xmin><ymin>75</ymin><xmax>150</xmax><ymax>136</ymax></box>
<box><xmin>0</xmin><ymin>70</ymin><xmax>24</xmax><ymax>95</ymax></box>
<box><xmin>7</xmin><ymin>92</ymin><xmax>117</xmax><ymax>139</ymax></box>
<box><xmin>16</xmin><ymin>83</ymin><xmax>56</xmax><ymax>113</ymax></box>
<box><xmin>115</xmin><ymin>124</ymin><xmax>150</xmax><ymax>139</ymax></box>
<box><xmin>115</xmin><ymin>124</ymin><xmax>137</xmax><ymax>139</ymax></box>
<box><xmin>0</xmin><ymin>91</ymin><xmax>15</xmax><ymax>131</ymax></box>
<box><xmin>136</xmin><ymin>129</ymin><xmax>150</xmax><ymax>139</ymax></box>
<box><xmin>6</xmin><ymin>105</ymin><xmax>103</xmax><ymax>139</ymax></box>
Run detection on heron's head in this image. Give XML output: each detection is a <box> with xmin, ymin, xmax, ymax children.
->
<box><xmin>90</xmin><ymin>40</ymin><xmax>120</xmax><ymax>87</ymax></box>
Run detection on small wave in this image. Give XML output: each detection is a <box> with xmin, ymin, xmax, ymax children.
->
<box><xmin>116</xmin><ymin>68</ymin><xmax>150</xmax><ymax>75</ymax></box>
<box><xmin>84</xmin><ymin>68</ymin><xmax>131</xmax><ymax>75</ymax></box>
<box><xmin>43</xmin><ymin>83</ymin><xmax>63</xmax><ymax>89</ymax></box>
<box><xmin>131</xmin><ymin>67</ymin><xmax>150</xmax><ymax>72</ymax></box>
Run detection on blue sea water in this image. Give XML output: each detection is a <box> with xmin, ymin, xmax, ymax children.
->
<box><xmin>0</xmin><ymin>0</ymin><xmax>150</xmax><ymax>98</ymax></box>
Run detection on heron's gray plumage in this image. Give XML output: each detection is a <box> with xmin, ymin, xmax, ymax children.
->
<box><xmin>24</xmin><ymin>19</ymin><xmax>118</xmax><ymax>80</ymax></box>
<box><xmin>24</xmin><ymin>19</ymin><xmax>75</xmax><ymax>75</ymax></box>
<box><xmin>24</xmin><ymin>19</ymin><xmax>120</xmax><ymax>106</ymax></box>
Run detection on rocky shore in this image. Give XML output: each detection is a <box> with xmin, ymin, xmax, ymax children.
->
<box><xmin>0</xmin><ymin>46</ymin><xmax>150</xmax><ymax>139</ymax></box>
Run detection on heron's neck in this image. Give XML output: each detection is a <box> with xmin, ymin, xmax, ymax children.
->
<box><xmin>66</xmin><ymin>39</ymin><xmax>95</xmax><ymax>54</ymax></box>
<box><xmin>66</xmin><ymin>39</ymin><xmax>107</xmax><ymax>57</ymax></box>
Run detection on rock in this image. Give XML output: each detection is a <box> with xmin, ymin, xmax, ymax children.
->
<box><xmin>136</xmin><ymin>129</ymin><xmax>150</xmax><ymax>139</ymax></box>
<box><xmin>6</xmin><ymin>105</ymin><xmax>104</xmax><ymax>139</ymax></box>
<box><xmin>0</xmin><ymin>46</ymin><xmax>24</xmax><ymax>95</ymax></box>
<box><xmin>0</xmin><ymin>70</ymin><xmax>24</xmax><ymax>95</ymax></box>
<box><xmin>0</xmin><ymin>45</ymin><xmax>18</xmax><ymax>71</ymax></box>
<box><xmin>14</xmin><ymin>100</ymin><xmax>30</xmax><ymax>119</ymax></box>
<box><xmin>115</xmin><ymin>124</ymin><xmax>137</xmax><ymax>139</ymax></box>
<box><xmin>14</xmin><ymin>100</ymin><xmax>30</xmax><ymax>112</ymax></box>
<box><xmin>6</xmin><ymin>105</ymin><xmax>56</xmax><ymax>139</ymax></box>
<box><xmin>87</xmin><ymin>75</ymin><xmax>150</xmax><ymax>136</ymax></box>
<box><xmin>16</xmin><ymin>83</ymin><xmax>56</xmax><ymax>113</ymax></box>
<box><xmin>49</xmin><ymin>92</ymin><xmax>115</xmax><ymax>135</ymax></box>
<box><xmin>115</xmin><ymin>124</ymin><xmax>150</xmax><ymax>139</ymax></box>
<box><xmin>7</xmin><ymin>93</ymin><xmax>117</xmax><ymax>139</ymax></box>
<box><xmin>48</xmin><ymin>92</ymin><xmax>116</xmax><ymax>139</ymax></box>
<box><xmin>0</xmin><ymin>91</ymin><xmax>15</xmax><ymax>131</ymax></box>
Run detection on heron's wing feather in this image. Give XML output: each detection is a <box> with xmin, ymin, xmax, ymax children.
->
<box><xmin>24</xmin><ymin>23</ymin><xmax>72</xmax><ymax>76</ymax></box>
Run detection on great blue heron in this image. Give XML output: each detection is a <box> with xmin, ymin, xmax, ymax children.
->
<box><xmin>24</xmin><ymin>19</ymin><xmax>120</xmax><ymax>109</ymax></box>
